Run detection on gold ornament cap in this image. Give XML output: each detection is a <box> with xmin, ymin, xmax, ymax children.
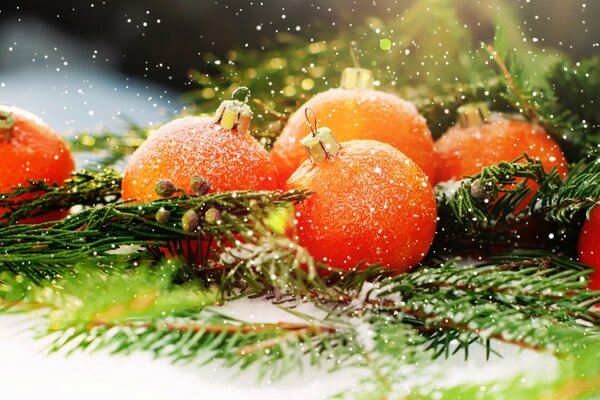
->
<box><xmin>301</xmin><ymin>109</ymin><xmax>341</xmax><ymax>164</ymax></box>
<box><xmin>301</xmin><ymin>128</ymin><xmax>341</xmax><ymax>164</ymax></box>
<box><xmin>340</xmin><ymin>67</ymin><xmax>374</xmax><ymax>90</ymax></box>
<box><xmin>214</xmin><ymin>87</ymin><xmax>253</xmax><ymax>133</ymax></box>
<box><xmin>457</xmin><ymin>102</ymin><xmax>491</xmax><ymax>128</ymax></box>
<box><xmin>0</xmin><ymin>104</ymin><xmax>15</xmax><ymax>130</ymax></box>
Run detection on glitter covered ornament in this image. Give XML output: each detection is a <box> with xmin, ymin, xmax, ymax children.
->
<box><xmin>578</xmin><ymin>207</ymin><xmax>600</xmax><ymax>290</ymax></box>
<box><xmin>434</xmin><ymin>103</ymin><xmax>568</xmax><ymax>209</ymax></box>
<box><xmin>271</xmin><ymin>67</ymin><xmax>436</xmax><ymax>184</ymax></box>
<box><xmin>122</xmin><ymin>88</ymin><xmax>278</xmax><ymax>202</ymax></box>
<box><xmin>285</xmin><ymin>116</ymin><xmax>437</xmax><ymax>271</ymax></box>
<box><xmin>0</xmin><ymin>105</ymin><xmax>75</xmax><ymax>223</ymax></box>
<box><xmin>435</xmin><ymin>103</ymin><xmax>568</xmax><ymax>182</ymax></box>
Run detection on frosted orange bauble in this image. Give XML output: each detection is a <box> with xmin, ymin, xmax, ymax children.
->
<box><xmin>0</xmin><ymin>105</ymin><xmax>75</xmax><ymax>223</ymax></box>
<box><xmin>286</xmin><ymin>132</ymin><xmax>437</xmax><ymax>271</ymax></box>
<box><xmin>122</xmin><ymin>98</ymin><xmax>278</xmax><ymax>202</ymax></box>
<box><xmin>271</xmin><ymin>68</ymin><xmax>436</xmax><ymax>184</ymax></box>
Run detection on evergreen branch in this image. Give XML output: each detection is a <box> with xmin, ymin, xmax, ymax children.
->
<box><xmin>18</xmin><ymin>265</ymin><xmax>353</xmax><ymax>380</ymax></box>
<box><xmin>215</xmin><ymin>236</ymin><xmax>392</xmax><ymax>301</ymax></box>
<box><xmin>537</xmin><ymin>159</ymin><xmax>600</xmax><ymax>223</ymax></box>
<box><xmin>435</xmin><ymin>155</ymin><xmax>559</xmax><ymax>236</ymax></box>
<box><xmin>0</xmin><ymin>169</ymin><xmax>122</xmax><ymax>224</ymax></box>
<box><xmin>486</xmin><ymin>44</ymin><xmax>538</xmax><ymax>120</ymax></box>
<box><xmin>372</xmin><ymin>256</ymin><xmax>600</xmax><ymax>360</ymax></box>
<box><xmin>0</xmin><ymin>180</ymin><xmax>390</xmax><ymax>301</ymax></box>
<box><xmin>0</xmin><ymin>189</ymin><xmax>310</xmax><ymax>280</ymax></box>
<box><xmin>2</xmin><ymin>252</ymin><xmax>598</xmax><ymax>398</ymax></box>
<box><xmin>544</xmin><ymin>57</ymin><xmax>600</xmax><ymax>158</ymax></box>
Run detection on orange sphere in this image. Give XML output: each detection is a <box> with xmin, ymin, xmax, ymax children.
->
<box><xmin>578</xmin><ymin>207</ymin><xmax>600</xmax><ymax>290</ymax></box>
<box><xmin>435</xmin><ymin>115</ymin><xmax>568</xmax><ymax>182</ymax></box>
<box><xmin>0</xmin><ymin>106</ymin><xmax>75</xmax><ymax>223</ymax></box>
<box><xmin>286</xmin><ymin>139</ymin><xmax>437</xmax><ymax>271</ymax></box>
<box><xmin>434</xmin><ymin>114</ymin><xmax>568</xmax><ymax>212</ymax></box>
<box><xmin>122</xmin><ymin>116</ymin><xmax>278</xmax><ymax>202</ymax></box>
<box><xmin>271</xmin><ymin>89</ymin><xmax>436</xmax><ymax>184</ymax></box>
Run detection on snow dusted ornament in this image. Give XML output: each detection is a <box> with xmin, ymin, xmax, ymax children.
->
<box><xmin>270</xmin><ymin>53</ymin><xmax>436</xmax><ymax>184</ymax></box>
<box><xmin>122</xmin><ymin>86</ymin><xmax>278</xmax><ymax>203</ymax></box>
<box><xmin>0</xmin><ymin>105</ymin><xmax>76</xmax><ymax>223</ymax></box>
<box><xmin>286</xmin><ymin>112</ymin><xmax>437</xmax><ymax>271</ymax></box>
<box><xmin>434</xmin><ymin>102</ymin><xmax>569</xmax><ymax>211</ymax></box>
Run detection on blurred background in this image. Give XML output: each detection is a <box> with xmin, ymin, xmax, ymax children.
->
<box><xmin>0</xmin><ymin>0</ymin><xmax>597</xmax><ymax>135</ymax></box>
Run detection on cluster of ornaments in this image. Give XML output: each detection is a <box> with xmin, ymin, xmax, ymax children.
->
<box><xmin>0</xmin><ymin>66</ymin><xmax>598</xmax><ymax>288</ymax></box>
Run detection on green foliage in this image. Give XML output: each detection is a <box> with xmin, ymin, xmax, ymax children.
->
<box><xmin>537</xmin><ymin>159</ymin><xmax>600</xmax><ymax>223</ymax></box>
<box><xmin>0</xmin><ymin>188</ymin><xmax>310</xmax><ymax>280</ymax></box>
<box><xmin>69</xmin><ymin>123</ymin><xmax>150</xmax><ymax>167</ymax></box>
<box><xmin>435</xmin><ymin>155</ymin><xmax>560</xmax><ymax>236</ymax></box>
<box><xmin>0</xmin><ymin>169</ymin><xmax>122</xmax><ymax>224</ymax></box>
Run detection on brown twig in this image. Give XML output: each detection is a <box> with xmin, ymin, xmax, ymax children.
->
<box><xmin>545</xmin><ymin>375</ymin><xmax>600</xmax><ymax>400</ymax></box>
<box><xmin>252</xmin><ymin>98</ymin><xmax>288</xmax><ymax>121</ymax></box>
<box><xmin>0</xmin><ymin>298</ymin><xmax>51</xmax><ymax>310</ymax></box>
<box><xmin>400</xmin><ymin>307</ymin><xmax>548</xmax><ymax>353</ymax></box>
<box><xmin>90</xmin><ymin>319</ymin><xmax>337</xmax><ymax>345</ymax></box>
<box><xmin>88</xmin><ymin>319</ymin><xmax>338</xmax><ymax>356</ymax></box>
<box><xmin>486</xmin><ymin>44</ymin><xmax>539</xmax><ymax>121</ymax></box>
<box><xmin>237</xmin><ymin>324</ymin><xmax>337</xmax><ymax>355</ymax></box>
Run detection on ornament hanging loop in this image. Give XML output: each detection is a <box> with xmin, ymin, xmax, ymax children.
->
<box><xmin>349</xmin><ymin>41</ymin><xmax>361</xmax><ymax>69</ymax></box>
<box><xmin>305</xmin><ymin>108</ymin><xmax>318</xmax><ymax>137</ymax></box>
<box><xmin>301</xmin><ymin>108</ymin><xmax>341</xmax><ymax>164</ymax></box>
<box><xmin>232</xmin><ymin>86</ymin><xmax>251</xmax><ymax>104</ymax></box>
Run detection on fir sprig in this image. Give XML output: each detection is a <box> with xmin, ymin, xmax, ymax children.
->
<box><xmin>435</xmin><ymin>155</ymin><xmax>560</xmax><ymax>236</ymax></box>
<box><xmin>537</xmin><ymin>159</ymin><xmax>600</xmax><ymax>223</ymax></box>
<box><xmin>0</xmin><ymin>169</ymin><xmax>122</xmax><ymax>224</ymax></box>
<box><xmin>0</xmin><ymin>189</ymin><xmax>310</xmax><ymax>281</ymax></box>
<box><xmin>216</xmin><ymin>235</ymin><xmax>392</xmax><ymax>300</ymax></box>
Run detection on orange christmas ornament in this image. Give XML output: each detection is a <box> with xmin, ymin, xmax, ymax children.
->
<box><xmin>285</xmin><ymin>112</ymin><xmax>437</xmax><ymax>271</ymax></box>
<box><xmin>271</xmin><ymin>66</ymin><xmax>436</xmax><ymax>184</ymax></box>
<box><xmin>122</xmin><ymin>88</ymin><xmax>278</xmax><ymax>202</ymax></box>
<box><xmin>434</xmin><ymin>103</ymin><xmax>568</xmax><ymax>209</ymax></box>
<box><xmin>0</xmin><ymin>105</ymin><xmax>75</xmax><ymax>223</ymax></box>
<box><xmin>578</xmin><ymin>207</ymin><xmax>600</xmax><ymax>290</ymax></box>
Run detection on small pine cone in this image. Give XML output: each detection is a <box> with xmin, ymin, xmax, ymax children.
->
<box><xmin>155</xmin><ymin>207</ymin><xmax>171</xmax><ymax>224</ymax></box>
<box><xmin>190</xmin><ymin>175</ymin><xmax>211</xmax><ymax>196</ymax></box>
<box><xmin>154</xmin><ymin>179</ymin><xmax>177</xmax><ymax>197</ymax></box>
<box><xmin>470</xmin><ymin>179</ymin><xmax>495</xmax><ymax>201</ymax></box>
<box><xmin>205</xmin><ymin>207</ymin><xmax>221</xmax><ymax>225</ymax></box>
<box><xmin>182</xmin><ymin>209</ymin><xmax>199</xmax><ymax>232</ymax></box>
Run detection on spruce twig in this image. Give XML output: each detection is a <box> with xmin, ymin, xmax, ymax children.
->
<box><xmin>0</xmin><ymin>169</ymin><xmax>122</xmax><ymax>224</ymax></box>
